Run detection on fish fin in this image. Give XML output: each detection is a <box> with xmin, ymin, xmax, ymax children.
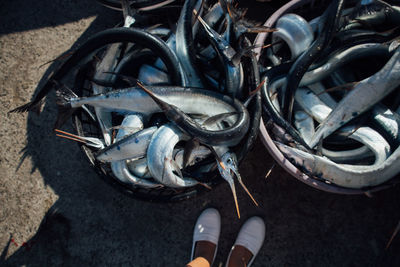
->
<box><xmin>170</xmin><ymin>158</ymin><xmax>183</xmax><ymax>180</ymax></box>
<box><xmin>136</xmin><ymin>81</ymin><xmax>171</xmax><ymax>111</ymax></box>
<box><xmin>188</xmin><ymin>113</ymin><xmax>208</xmax><ymax>120</ymax></box>
<box><xmin>140</xmin><ymin>167</ymin><xmax>150</xmax><ymax>179</ymax></box>
<box><xmin>54</xmin><ymin>84</ymin><xmax>78</xmax><ymax>129</ymax></box>
<box><xmin>231</xmin><ymin>44</ymin><xmax>257</xmax><ymax>66</ymax></box>
<box><xmin>37</xmin><ymin>50</ymin><xmax>74</xmax><ymax>69</ymax></box>
<box><xmin>202</xmin><ymin>112</ymin><xmax>238</xmax><ymax>127</ymax></box>
<box><xmin>103</xmin><ymin>72</ymin><xmax>139</xmax><ymax>86</ymax></box>
<box><xmin>182</xmin><ymin>138</ymin><xmax>199</xmax><ymax>168</ymax></box>
<box><xmin>9</xmin><ymin>99</ymin><xmax>44</xmax><ymax>114</ymax></box>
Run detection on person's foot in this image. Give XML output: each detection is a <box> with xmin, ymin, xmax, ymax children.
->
<box><xmin>226</xmin><ymin>217</ymin><xmax>265</xmax><ymax>267</ymax></box>
<box><xmin>190</xmin><ymin>208</ymin><xmax>221</xmax><ymax>266</ymax></box>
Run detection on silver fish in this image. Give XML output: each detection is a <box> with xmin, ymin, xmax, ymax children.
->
<box><xmin>295</xmin><ymin>88</ymin><xmax>390</xmax><ymax>165</ymax></box>
<box><xmin>127</xmin><ymin>157</ymin><xmax>152</xmax><ymax>179</ymax></box>
<box><xmin>300</xmin><ymin>43</ymin><xmax>389</xmax><ymax>87</ymax></box>
<box><xmin>137</xmin><ymin>64</ymin><xmax>171</xmax><ymax>85</ymax></box>
<box><xmin>309</xmin><ymin>47</ymin><xmax>400</xmax><ymax>148</ymax></box>
<box><xmin>91</xmin><ymin>43</ymin><xmax>122</xmax><ymax>145</ymax></box>
<box><xmin>271</xmin><ymin>14</ymin><xmax>314</xmax><ymax>60</ymax></box>
<box><xmin>174</xmin><ymin>146</ymin><xmax>211</xmax><ymax>169</ymax></box>
<box><xmin>276</xmin><ymin>142</ymin><xmax>400</xmax><ymax>189</ymax></box>
<box><xmin>110</xmin><ymin>115</ymin><xmax>161</xmax><ymax>188</ymax></box>
<box><xmin>147</xmin><ymin>124</ymin><xmax>199</xmax><ymax>188</ymax></box>
<box><xmin>96</xmin><ymin>126</ymin><xmax>157</xmax><ymax>162</ymax></box>
<box><xmin>217</xmin><ymin>150</ymin><xmax>258</xmax><ymax>219</ymax></box>
<box><xmin>175</xmin><ymin>0</ymin><xmax>204</xmax><ymax>87</ymax></box>
<box><xmin>294</xmin><ymin>110</ymin><xmax>314</xmax><ymax>146</ymax></box>
<box><xmin>372</xmin><ymin>105</ymin><xmax>400</xmax><ymax>144</ymax></box>
<box><xmin>111</xmin><ymin>161</ymin><xmax>161</xmax><ymax>188</ymax></box>
<box><xmin>196</xmin><ymin>12</ymin><xmax>244</xmax><ymax>98</ymax></box>
<box><xmin>62</xmin><ymin>86</ymin><xmax>239</xmax><ymax>125</ymax></box>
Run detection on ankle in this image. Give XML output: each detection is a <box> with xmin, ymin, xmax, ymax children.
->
<box><xmin>194</xmin><ymin>240</ymin><xmax>217</xmax><ymax>265</ymax></box>
<box><xmin>226</xmin><ymin>245</ymin><xmax>253</xmax><ymax>267</ymax></box>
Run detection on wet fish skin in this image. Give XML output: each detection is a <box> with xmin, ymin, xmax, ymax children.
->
<box><xmin>65</xmin><ymin>86</ymin><xmax>238</xmax><ymax>118</ymax></box>
<box><xmin>276</xmin><ymin>142</ymin><xmax>400</xmax><ymax>189</ymax></box>
<box><xmin>309</xmin><ymin>47</ymin><xmax>400</xmax><ymax>148</ymax></box>
<box><xmin>196</xmin><ymin>12</ymin><xmax>244</xmax><ymax>98</ymax></box>
<box><xmin>96</xmin><ymin>126</ymin><xmax>157</xmax><ymax>162</ymax></box>
<box><xmin>147</xmin><ymin>124</ymin><xmax>199</xmax><ymax>188</ymax></box>
<box><xmin>135</xmin><ymin>82</ymin><xmax>249</xmax><ymax>147</ymax></box>
<box><xmin>175</xmin><ymin>0</ymin><xmax>204</xmax><ymax>87</ymax></box>
<box><xmin>59</xmin><ymin>85</ymin><xmax>249</xmax><ymax>146</ymax></box>
<box><xmin>295</xmin><ymin>88</ymin><xmax>390</xmax><ymax>165</ymax></box>
<box><xmin>110</xmin><ymin>115</ymin><xmax>161</xmax><ymax>188</ymax></box>
<box><xmin>300</xmin><ymin>43</ymin><xmax>389</xmax><ymax>86</ymax></box>
<box><xmin>91</xmin><ymin>44</ymin><xmax>122</xmax><ymax>146</ymax></box>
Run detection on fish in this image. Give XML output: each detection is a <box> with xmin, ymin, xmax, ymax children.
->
<box><xmin>174</xmin><ymin>145</ymin><xmax>212</xmax><ymax>169</ymax></box>
<box><xmin>372</xmin><ymin>104</ymin><xmax>400</xmax><ymax>145</ymax></box>
<box><xmin>135</xmin><ymin>82</ymin><xmax>249</xmax><ymax>146</ymax></box>
<box><xmin>111</xmin><ymin>160</ymin><xmax>162</xmax><ymax>188</ymax></box>
<box><xmin>91</xmin><ymin>43</ymin><xmax>122</xmax><ymax>146</ymax></box>
<box><xmin>217</xmin><ymin>150</ymin><xmax>258</xmax><ymax>219</ymax></box>
<box><xmin>295</xmin><ymin>88</ymin><xmax>390</xmax><ymax>165</ymax></box>
<box><xmin>126</xmin><ymin>158</ymin><xmax>152</xmax><ymax>179</ymax></box>
<box><xmin>175</xmin><ymin>0</ymin><xmax>204</xmax><ymax>87</ymax></box>
<box><xmin>299</xmin><ymin>43</ymin><xmax>389</xmax><ymax>86</ymax></box>
<box><xmin>56</xmin><ymin>83</ymin><xmax>250</xmax><ymax>146</ymax></box>
<box><xmin>282</xmin><ymin>0</ymin><xmax>345</xmax><ymax>123</ymax></box>
<box><xmin>96</xmin><ymin>126</ymin><xmax>157</xmax><ymax>162</ymax></box>
<box><xmin>271</xmin><ymin>13</ymin><xmax>314</xmax><ymax>60</ymax></box>
<box><xmin>9</xmin><ymin>27</ymin><xmax>187</xmax><ymax>114</ymax></box>
<box><xmin>309</xmin><ymin>47</ymin><xmax>400</xmax><ymax>148</ymax></box>
<box><xmin>294</xmin><ymin>111</ymin><xmax>314</xmax><ymax>146</ymax></box>
<box><xmin>275</xmin><ymin>141</ymin><xmax>400</xmax><ymax>189</ymax></box>
<box><xmin>147</xmin><ymin>124</ymin><xmax>199</xmax><ymax>188</ymax></box>
<box><xmin>260</xmin><ymin>64</ymin><xmax>311</xmax><ymax>150</ymax></box>
<box><xmin>54</xmin><ymin>129</ymin><xmax>105</xmax><ymax>150</ymax></box>
<box><xmin>110</xmin><ymin>114</ymin><xmax>161</xmax><ymax>188</ymax></box>
<box><xmin>195</xmin><ymin>11</ymin><xmax>244</xmax><ymax>98</ymax></box>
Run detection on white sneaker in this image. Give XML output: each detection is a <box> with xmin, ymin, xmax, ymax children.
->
<box><xmin>191</xmin><ymin>208</ymin><xmax>221</xmax><ymax>263</ymax></box>
<box><xmin>226</xmin><ymin>216</ymin><xmax>266</xmax><ymax>267</ymax></box>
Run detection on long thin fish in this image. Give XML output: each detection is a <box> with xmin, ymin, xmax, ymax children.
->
<box><xmin>147</xmin><ymin>124</ymin><xmax>199</xmax><ymax>188</ymax></box>
<box><xmin>295</xmin><ymin>88</ymin><xmax>390</xmax><ymax>165</ymax></box>
<box><xmin>195</xmin><ymin>11</ymin><xmax>244</xmax><ymax>98</ymax></box>
<box><xmin>135</xmin><ymin>82</ymin><xmax>249</xmax><ymax>146</ymax></box>
<box><xmin>57</xmin><ymin>83</ymin><xmax>250</xmax><ymax>146</ymax></box>
<box><xmin>276</xmin><ymin>142</ymin><xmax>400</xmax><ymax>189</ymax></box>
<box><xmin>309</xmin><ymin>47</ymin><xmax>400</xmax><ymax>148</ymax></box>
<box><xmin>96</xmin><ymin>127</ymin><xmax>157</xmax><ymax>162</ymax></box>
<box><xmin>175</xmin><ymin>0</ymin><xmax>204</xmax><ymax>87</ymax></box>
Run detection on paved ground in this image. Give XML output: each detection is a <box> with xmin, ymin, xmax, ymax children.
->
<box><xmin>0</xmin><ymin>0</ymin><xmax>399</xmax><ymax>266</ymax></box>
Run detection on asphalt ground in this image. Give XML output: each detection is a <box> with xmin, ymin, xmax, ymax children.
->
<box><xmin>0</xmin><ymin>0</ymin><xmax>399</xmax><ymax>266</ymax></box>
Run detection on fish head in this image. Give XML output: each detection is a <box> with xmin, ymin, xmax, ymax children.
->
<box><xmin>217</xmin><ymin>151</ymin><xmax>239</xmax><ymax>183</ymax></box>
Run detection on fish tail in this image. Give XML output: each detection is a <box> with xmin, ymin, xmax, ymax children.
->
<box><xmin>8</xmin><ymin>99</ymin><xmax>44</xmax><ymax>114</ymax></box>
<box><xmin>54</xmin><ymin>85</ymin><xmax>77</xmax><ymax>129</ymax></box>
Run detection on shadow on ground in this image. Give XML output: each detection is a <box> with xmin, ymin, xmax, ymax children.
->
<box><xmin>1</xmin><ymin>0</ymin><xmax>400</xmax><ymax>266</ymax></box>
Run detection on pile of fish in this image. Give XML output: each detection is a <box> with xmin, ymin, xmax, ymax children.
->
<box><xmin>10</xmin><ymin>0</ymin><xmax>273</xmax><ymax>216</ymax></box>
<box><xmin>255</xmin><ymin>0</ymin><xmax>400</xmax><ymax>194</ymax></box>
<box><xmin>10</xmin><ymin>0</ymin><xmax>400</xmax><ymax>209</ymax></box>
